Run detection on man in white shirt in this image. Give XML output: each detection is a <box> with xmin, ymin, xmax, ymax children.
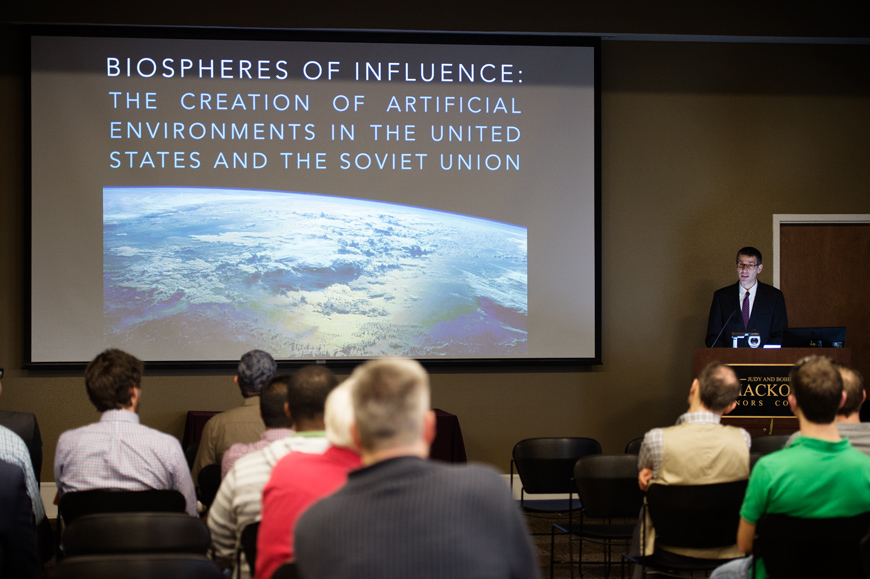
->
<box><xmin>208</xmin><ymin>366</ymin><xmax>337</xmax><ymax>579</ymax></box>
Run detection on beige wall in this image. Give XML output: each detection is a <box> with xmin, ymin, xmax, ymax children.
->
<box><xmin>2</xmin><ymin>23</ymin><xmax>869</xmax><ymax>482</ymax></box>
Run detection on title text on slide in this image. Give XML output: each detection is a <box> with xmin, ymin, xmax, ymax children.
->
<box><xmin>108</xmin><ymin>150</ymin><xmax>520</xmax><ymax>172</ymax></box>
<box><xmin>107</xmin><ymin>58</ymin><xmax>521</xmax><ymax>83</ymax></box>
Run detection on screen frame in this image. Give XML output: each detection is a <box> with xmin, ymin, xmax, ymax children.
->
<box><xmin>24</xmin><ymin>23</ymin><xmax>602</xmax><ymax>370</ymax></box>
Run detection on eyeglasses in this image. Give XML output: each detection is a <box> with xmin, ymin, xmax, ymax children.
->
<box><xmin>0</xmin><ymin>368</ymin><xmax>4</xmax><ymax>380</ymax></box>
<box><xmin>736</xmin><ymin>262</ymin><xmax>759</xmax><ymax>270</ymax></box>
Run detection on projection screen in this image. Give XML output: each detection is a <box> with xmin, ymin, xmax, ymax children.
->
<box><xmin>29</xmin><ymin>27</ymin><xmax>600</xmax><ymax>366</ymax></box>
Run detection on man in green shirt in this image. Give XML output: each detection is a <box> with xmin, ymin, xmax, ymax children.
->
<box><xmin>710</xmin><ymin>356</ymin><xmax>870</xmax><ymax>579</ymax></box>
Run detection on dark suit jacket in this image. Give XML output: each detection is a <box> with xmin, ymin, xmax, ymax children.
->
<box><xmin>0</xmin><ymin>460</ymin><xmax>40</xmax><ymax>578</ymax></box>
<box><xmin>0</xmin><ymin>411</ymin><xmax>42</xmax><ymax>483</ymax></box>
<box><xmin>705</xmin><ymin>281</ymin><xmax>788</xmax><ymax>347</ymax></box>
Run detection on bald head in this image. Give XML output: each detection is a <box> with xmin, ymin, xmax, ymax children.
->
<box><xmin>349</xmin><ymin>358</ymin><xmax>430</xmax><ymax>453</ymax></box>
<box><xmin>697</xmin><ymin>362</ymin><xmax>740</xmax><ymax>413</ymax></box>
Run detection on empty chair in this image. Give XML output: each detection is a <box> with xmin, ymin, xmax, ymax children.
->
<box><xmin>624</xmin><ymin>437</ymin><xmax>644</xmax><ymax>455</ymax></box>
<box><xmin>198</xmin><ymin>464</ymin><xmax>222</xmax><ymax>508</ymax></box>
<box><xmin>754</xmin><ymin>512</ymin><xmax>870</xmax><ymax>578</ymax></box>
<box><xmin>511</xmin><ymin>437</ymin><xmax>602</xmax><ymax>579</ymax></box>
<box><xmin>62</xmin><ymin>512</ymin><xmax>210</xmax><ymax>557</ymax></box>
<box><xmin>628</xmin><ymin>479</ymin><xmax>748</xmax><ymax>578</ymax></box>
<box><xmin>751</xmin><ymin>434</ymin><xmax>791</xmax><ymax>456</ymax></box>
<box><xmin>185</xmin><ymin>442</ymin><xmax>200</xmax><ymax>470</ymax></box>
<box><xmin>48</xmin><ymin>554</ymin><xmax>222</xmax><ymax>579</ymax></box>
<box><xmin>553</xmin><ymin>454</ymin><xmax>645</xmax><ymax>578</ymax></box>
<box><xmin>239</xmin><ymin>521</ymin><xmax>259</xmax><ymax>577</ymax></box>
<box><xmin>511</xmin><ymin>437</ymin><xmax>602</xmax><ymax>512</ymax></box>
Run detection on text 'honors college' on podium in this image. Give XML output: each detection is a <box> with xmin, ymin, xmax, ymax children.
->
<box><xmin>693</xmin><ymin>348</ymin><xmax>852</xmax><ymax>437</ymax></box>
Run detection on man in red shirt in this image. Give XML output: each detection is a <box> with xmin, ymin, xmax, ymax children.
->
<box><xmin>255</xmin><ymin>380</ymin><xmax>360</xmax><ymax>579</ymax></box>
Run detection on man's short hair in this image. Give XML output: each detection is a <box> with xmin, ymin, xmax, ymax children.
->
<box><xmin>736</xmin><ymin>246</ymin><xmax>763</xmax><ymax>264</ymax></box>
<box><xmin>790</xmin><ymin>356</ymin><xmax>844</xmax><ymax>424</ymax></box>
<box><xmin>287</xmin><ymin>365</ymin><xmax>339</xmax><ymax>422</ymax></box>
<box><xmin>237</xmin><ymin>350</ymin><xmax>277</xmax><ymax>396</ymax></box>
<box><xmin>698</xmin><ymin>362</ymin><xmax>740</xmax><ymax>412</ymax></box>
<box><xmin>324</xmin><ymin>381</ymin><xmax>355</xmax><ymax>449</ymax></box>
<box><xmin>84</xmin><ymin>349</ymin><xmax>143</xmax><ymax>412</ymax></box>
<box><xmin>350</xmin><ymin>357</ymin><xmax>430</xmax><ymax>453</ymax></box>
<box><xmin>837</xmin><ymin>364</ymin><xmax>865</xmax><ymax>416</ymax></box>
<box><xmin>260</xmin><ymin>376</ymin><xmax>294</xmax><ymax>429</ymax></box>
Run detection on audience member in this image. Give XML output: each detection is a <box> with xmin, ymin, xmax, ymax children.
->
<box><xmin>786</xmin><ymin>363</ymin><xmax>870</xmax><ymax>456</ymax></box>
<box><xmin>635</xmin><ymin>362</ymin><xmax>750</xmax><ymax>561</ymax></box>
<box><xmin>208</xmin><ymin>366</ymin><xmax>336</xmax><ymax>579</ymax></box>
<box><xmin>0</xmin><ymin>368</ymin><xmax>43</xmax><ymax>484</ymax></box>
<box><xmin>294</xmin><ymin>357</ymin><xmax>540</xmax><ymax>579</ymax></box>
<box><xmin>1</xmin><ymin>425</ymin><xmax>46</xmax><ymax>534</ymax></box>
<box><xmin>1</xmin><ymin>370</ymin><xmax>53</xmax><ymax>566</ymax></box>
<box><xmin>710</xmin><ymin>356</ymin><xmax>870</xmax><ymax>579</ymax></box>
<box><xmin>221</xmin><ymin>377</ymin><xmax>296</xmax><ymax>478</ymax></box>
<box><xmin>191</xmin><ymin>349</ymin><xmax>276</xmax><ymax>487</ymax></box>
<box><xmin>255</xmin><ymin>380</ymin><xmax>361</xmax><ymax>579</ymax></box>
<box><xmin>0</xmin><ymin>459</ymin><xmax>40</xmax><ymax>578</ymax></box>
<box><xmin>54</xmin><ymin>348</ymin><xmax>197</xmax><ymax>516</ymax></box>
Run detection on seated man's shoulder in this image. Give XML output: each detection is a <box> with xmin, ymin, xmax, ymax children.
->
<box><xmin>134</xmin><ymin>421</ymin><xmax>182</xmax><ymax>444</ymax></box>
<box><xmin>426</xmin><ymin>461</ymin><xmax>511</xmax><ymax>498</ymax></box>
<box><xmin>224</xmin><ymin>440</ymin><xmax>249</xmax><ymax>457</ymax></box>
<box><xmin>0</xmin><ymin>425</ymin><xmax>29</xmax><ymax>452</ymax></box>
<box><xmin>0</xmin><ymin>410</ymin><xmax>37</xmax><ymax>432</ymax></box>
<box><xmin>218</xmin><ymin>402</ymin><xmax>258</xmax><ymax>419</ymax></box>
<box><xmin>56</xmin><ymin>422</ymin><xmax>100</xmax><ymax>446</ymax></box>
<box><xmin>231</xmin><ymin>444</ymin><xmax>270</xmax><ymax>474</ymax></box>
<box><xmin>842</xmin><ymin>443</ymin><xmax>870</xmax><ymax>468</ymax></box>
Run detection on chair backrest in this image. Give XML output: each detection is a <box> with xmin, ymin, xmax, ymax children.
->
<box><xmin>62</xmin><ymin>512</ymin><xmax>210</xmax><ymax>557</ymax></box>
<box><xmin>49</xmin><ymin>554</ymin><xmax>222</xmax><ymax>579</ymax></box>
<box><xmin>645</xmin><ymin>479</ymin><xmax>748</xmax><ymax>550</ymax></box>
<box><xmin>198</xmin><ymin>464</ymin><xmax>222</xmax><ymax>508</ymax></box>
<box><xmin>512</xmin><ymin>437</ymin><xmax>602</xmax><ymax>495</ymax></box>
<box><xmin>271</xmin><ymin>561</ymin><xmax>299</xmax><ymax>579</ymax></box>
<box><xmin>574</xmin><ymin>454</ymin><xmax>645</xmax><ymax>519</ymax></box>
<box><xmin>624</xmin><ymin>437</ymin><xmax>644</xmax><ymax>455</ymax></box>
<box><xmin>750</xmin><ymin>434</ymin><xmax>791</xmax><ymax>456</ymax></box>
<box><xmin>239</xmin><ymin>521</ymin><xmax>259</xmax><ymax>576</ymax></box>
<box><xmin>59</xmin><ymin>489</ymin><xmax>187</xmax><ymax>526</ymax></box>
<box><xmin>755</xmin><ymin>512</ymin><xmax>870</xmax><ymax>578</ymax></box>
<box><xmin>185</xmin><ymin>442</ymin><xmax>200</xmax><ymax>470</ymax></box>
<box><xmin>861</xmin><ymin>524</ymin><xmax>870</xmax><ymax>578</ymax></box>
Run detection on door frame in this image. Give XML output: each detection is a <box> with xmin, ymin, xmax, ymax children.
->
<box><xmin>773</xmin><ymin>214</ymin><xmax>870</xmax><ymax>287</ymax></box>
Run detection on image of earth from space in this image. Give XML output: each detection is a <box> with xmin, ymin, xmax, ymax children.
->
<box><xmin>103</xmin><ymin>187</ymin><xmax>528</xmax><ymax>360</ymax></box>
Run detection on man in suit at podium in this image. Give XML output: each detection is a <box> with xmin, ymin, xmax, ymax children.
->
<box><xmin>706</xmin><ymin>247</ymin><xmax>788</xmax><ymax>348</ymax></box>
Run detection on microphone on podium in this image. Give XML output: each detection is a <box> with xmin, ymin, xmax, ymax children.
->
<box><xmin>709</xmin><ymin>309</ymin><xmax>737</xmax><ymax>348</ymax></box>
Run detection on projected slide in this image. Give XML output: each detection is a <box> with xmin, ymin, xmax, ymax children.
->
<box><xmin>104</xmin><ymin>187</ymin><xmax>527</xmax><ymax>358</ymax></box>
<box><xmin>30</xmin><ymin>30</ymin><xmax>598</xmax><ymax>364</ymax></box>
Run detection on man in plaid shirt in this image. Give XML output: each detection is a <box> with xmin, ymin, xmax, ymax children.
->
<box><xmin>633</xmin><ymin>362</ymin><xmax>751</xmax><ymax>564</ymax></box>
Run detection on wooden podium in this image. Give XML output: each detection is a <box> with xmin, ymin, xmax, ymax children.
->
<box><xmin>694</xmin><ymin>348</ymin><xmax>851</xmax><ymax>437</ymax></box>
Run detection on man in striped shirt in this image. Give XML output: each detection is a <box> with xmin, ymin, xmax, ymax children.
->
<box><xmin>208</xmin><ymin>366</ymin><xmax>337</xmax><ymax>579</ymax></box>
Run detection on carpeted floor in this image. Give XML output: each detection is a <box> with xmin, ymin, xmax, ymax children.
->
<box><xmin>525</xmin><ymin>510</ymin><xmax>638</xmax><ymax>579</ymax></box>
